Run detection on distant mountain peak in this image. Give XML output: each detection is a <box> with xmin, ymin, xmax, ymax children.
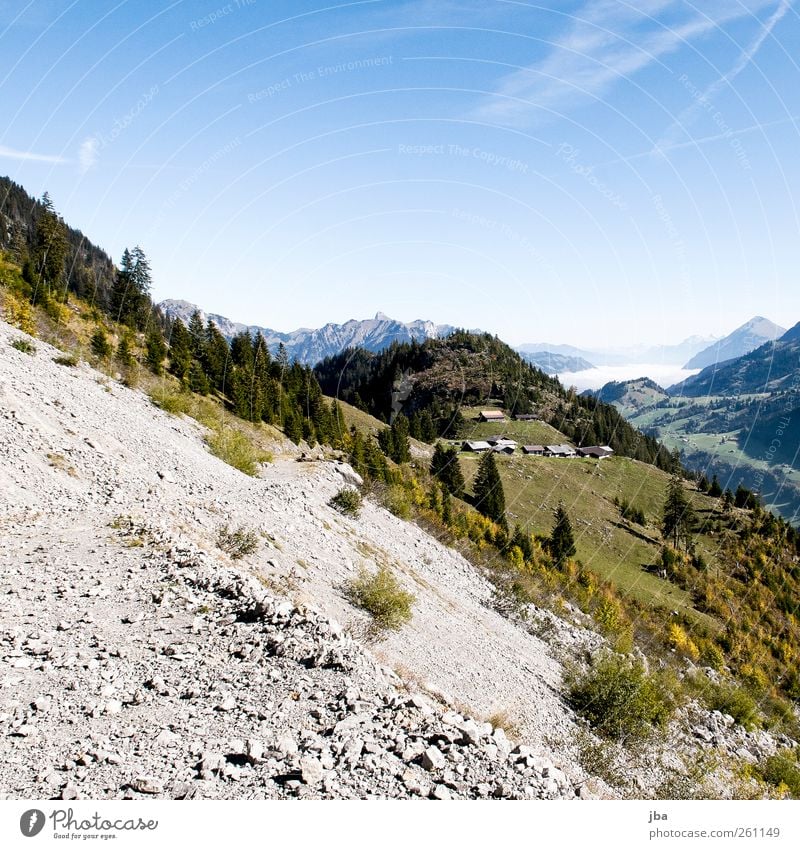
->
<box><xmin>684</xmin><ymin>316</ymin><xmax>786</xmax><ymax>370</ymax></box>
<box><xmin>158</xmin><ymin>300</ymin><xmax>459</xmax><ymax>366</ymax></box>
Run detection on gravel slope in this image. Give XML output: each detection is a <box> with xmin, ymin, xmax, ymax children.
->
<box><xmin>0</xmin><ymin>320</ymin><xmax>590</xmax><ymax>800</ymax></box>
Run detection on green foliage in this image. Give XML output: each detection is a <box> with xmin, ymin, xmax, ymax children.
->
<box><xmin>548</xmin><ymin>501</ymin><xmax>576</xmax><ymax>567</ymax></box>
<box><xmin>661</xmin><ymin>473</ymin><xmax>696</xmax><ymax>549</ymax></box>
<box><xmin>702</xmin><ymin>682</ymin><xmax>761</xmax><ymax>730</ymax></box>
<box><xmin>329</xmin><ymin>487</ymin><xmax>362</xmax><ymax>517</ymax></box>
<box><xmin>216</xmin><ymin>525</ymin><xmax>259</xmax><ymax>560</ymax></box>
<box><xmin>53</xmin><ymin>354</ymin><xmax>78</xmax><ymax>367</ymax></box>
<box><xmin>758</xmin><ymin>751</ymin><xmax>800</xmax><ymax>798</ymax></box>
<box><xmin>10</xmin><ymin>338</ymin><xmax>36</xmax><ymax>354</ymax></box>
<box><xmin>90</xmin><ymin>326</ymin><xmax>112</xmax><ymax>358</ymax></box>
<box><xmin>348</xmin><ymin>565</ymin><xmax>415</xmax><ymax>632</ymax></box>
<box><xmin>430</xmin><ymin>442</ymin><xmax>466</xmax><ymax>498</ymax></box>
<box><xmin>616</xmin><ymin>496</ymin><xmax>646</xmax><ymax>525</ymax></box>
<box><xmin>206</xmin><ymin>428</ymin><xmax>263</xmax><ymax>476</ymax></box>
<box><xmin>568</xmin><ymin>653</ymin><xmax>675</xmax><ymax>742</ymax></box>
<box><xmin>473</xmin><ymin>450</ymin><xmax>507</xmax><ymax>529</ymax></box>
<box><xmin>145</xmin><ymin>327</ymin><xmax>167</xmax><ymax>375</ymax></box>
<box><xmin>378</xmin><ymin>413</ymin><xmax>411</xmax><ymax>463</ymax></box>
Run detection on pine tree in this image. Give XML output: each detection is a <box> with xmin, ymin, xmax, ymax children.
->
<box><xmin>188</xmin><ymin>359</ymin><xmax>210</xmax><ymax>395</ymax></box>
<box><xmin>32</xmin><ymin>192</ymin><xmax>68</xmax><ymax>301</ymax></box>
<box><xmin>548</xmin><ymin>502</ymin><xmax>576</xmax><ymax>567</ymax></box>
<box><xmin>661</xmin><ymin>474</ymin><xmax>696</xmax><ymax>549</ymax></box>
<box><xmin>430</xmin><ymin>442</ymin><xmax>465</xmax><ymax>499</ymax></box>
<box><xmin>390</xmin><ymin>414</ymin><xmax>411</xmax><ymax>463</ymax></box>
<box><xmin>115</xmin><ymin>332</ymin><xmax>134</xmax><ymax>367</ymax></box>
<box><xmin>709</xmin><ymin>474</ymin><xmax>723</xmax><ymax>497</ymax></box>
<box><xmin>90</xmin><ymin>327</ymin><xmax>112</xmax><ymax>358</ymax></box>
<box><xmin>145</xmin><ymin>327</ymin><xmax>167</xmax><ymax>375</ymax></box>
<box><xmin>472</xmin><ymin>451</ymin><xmax>507</xmax><ymax>529</ymax></box>
<box><xmin>169</xmin><ymin>318</ymin><xmax>192</xmax><ymax>380</ymax></box>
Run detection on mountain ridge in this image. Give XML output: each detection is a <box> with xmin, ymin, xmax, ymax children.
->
<box><xmin>683</xmin><ymin>316</ymin><xmax>786</xmax><ymax>370</ymax></box>
<box><xmin>159</xmin><ymin>298</ymin><xmax>461</xmax><ymax>366</ymax></box>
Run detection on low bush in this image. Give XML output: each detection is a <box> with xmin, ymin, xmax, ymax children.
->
<box><xmin>329</xmin><ymin>487</ymin><xmax>362</xmax><ymax>517</ymax></box>
<box><xmin>348</xmin><ymin>565</ymin><xmax>415</xmax><ymax>632</ymax></box>
<box><xmin>53</xmin><ymin>354</ymin><xmax>78</xmax><ymax>367</ymax></box>
<box><xmin>10</xmin><ymin>338</ymin><xmax>36</xmax><ymax>354</ymax></box>
<box><xmin>758</xmin><ymin>751</ymin><xmax>800</xmax><ymax>798</ymax></box>
<box><xmin>568</xmin><ymin>652</ymin><xmax>675</xmax><ymax>742</ymax></box>
<box><xmin>703</xmin><ymin>682</ymin><xmax>760</xmax><ymax>730</ymax></box>
<box><xmin>217</xmin><ymin>525</ymin><xmax>259</xmax><ymax>560</ymax></box>
<box><xmin>206</xmin><ymin>428</ymin><xmax>263</xmax><ymax>476</ymax></box>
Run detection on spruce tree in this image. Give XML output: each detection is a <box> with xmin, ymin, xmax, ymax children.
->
<box><xmin>168</xmin><ymin>318</ymin><xmax>192</xmax><ymax>379</ymax></box>
<box><xmin>661</xmin><ymin>474</ymin><xmax>696</xmax><ymax>549</ymax></box>
<box><xmin>548</xmin><ymin>502</ymin><xmax>576</xmax><ymax>567</ymax></box>
<box><xmin>430</xmin><ymin>442</ymin><xmax>465</xmax><ymax>499</ymax></box>
<box><xmin>32</xmin><ymin>192</ymin><xmax>68</xmax><ymax>301</ymax></box>
<box><xmin>145</xmin><ymin>327</ymin><xmax>167</xmax><ymax>375</ymax></box>
<box><xmin>90</xmin><ymin>327</ymin><xmax>112</xmax><ymax>358</ymax></box>
<box><xmin>472</xmin><ymin>451</ymin><xmax>507</xmax><ymax>529</ymax></box>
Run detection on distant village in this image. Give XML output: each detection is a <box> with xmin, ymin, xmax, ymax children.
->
<box><xmin>459</xmin><ymin>410</ymin><xmax>614</xmax><ymax>459</ymax></box>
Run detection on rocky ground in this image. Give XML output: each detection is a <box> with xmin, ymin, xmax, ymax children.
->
<box><xmin>0</xmin><ymin>319</ymin><xmax>792</xmax><ymax>800</ymax></box>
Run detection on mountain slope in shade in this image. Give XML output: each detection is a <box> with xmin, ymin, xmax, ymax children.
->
<box><xmin>159</xmin><ymin>299</ymin><xmax>458</xmax><ymax>365</ymax></box>
<box><xmin>670</xmin><ymin>320</ymin><xmax>800</xmax><ymax>397</ymax></box>
<box><xmin>586</xmin><ymin>377</ymin><xmax>670</xmax><ymax>416</ymax></box>
<box><xmin>518</xmin><ymin>350</ymin><xmax>595</xmax><ymax>374</ymax></box>
<box><xmin>684</xmin><ymin>316</ymin><xmax>785</xmax><ymax>369</ymax></box>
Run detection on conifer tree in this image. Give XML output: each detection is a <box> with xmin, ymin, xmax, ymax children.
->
<box><xmin>32</xmin><ymin>192</ymin><xmax>68</xmax><ymax>301</ymax></box>
<box><xmin>430</xmin><ymin>442</ymin><xmax>465</xmax><ymax>499</ymax></box>
<box><xmin>548</xmin><ymin>502</ymin><xmax>576</xmax><ymax>567</ymax></box>
<box><xmin>90</xmin><ymin>327</ymin><xmax>112</xmax><ymax>358</ymax></box>
<box><xmin>168</xmin><ymin>318</ymin><xmax>192</xmax><ymax>379</ymax></box>
<box><xmin>145</xmin><ymin>327</ymin><xmax>167</xmax><ymax>375</ymax></box>
<box><xmin>115</xmin><ymin>332</ymin><xmax>134</xmax><ymax>367</ymax></box>
<box><xmin>661</xmin><ymin>474</ymin><xmax>696</xmax><ymax>549</ymax></box>
<box><xmin>473</xmin><ymin>451</ymin><xmax>507</xmax><ymax>529</ymax></box>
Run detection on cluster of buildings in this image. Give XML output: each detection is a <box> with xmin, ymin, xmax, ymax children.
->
<box><xmin>464</xmin><ymin>412</ymin><xmax>613</xmax><ymax>459</ymax></box>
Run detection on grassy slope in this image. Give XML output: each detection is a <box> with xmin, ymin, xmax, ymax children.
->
<box><xmin>459</xmin><ymin>448</ymin><xmax>725</xmax><ymax>626</ymax></box>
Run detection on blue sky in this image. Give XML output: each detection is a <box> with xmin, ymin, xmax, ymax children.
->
<box><xmin>2</xmin><ymin>0</ymin><xmax>799</xmax><ymax>347</ymax></box>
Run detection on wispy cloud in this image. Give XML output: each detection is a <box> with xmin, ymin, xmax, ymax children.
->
<box><xmin>78</xmin><ymin>136</ymin><xmax>99</xmax><ymax>173</ymax></box>
<box><xmin>654</xmin><ymin>0</ymin><xmax>793</xmax><ymax>152</ymax></box>
<box><xmin>471</xmin><ymin>0</ymin><xmax>779</xmax><ymax>126</ymax></box>
<box><xmin>0</xmin><ymin>144</ymin><xmax>66</xmax><ymax>163</ymax></box>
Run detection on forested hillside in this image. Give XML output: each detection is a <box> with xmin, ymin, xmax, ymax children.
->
<box><xmin>315</xmin><ymin>333</ymin><xmax>675</xmax><ymax>470</ymax></box>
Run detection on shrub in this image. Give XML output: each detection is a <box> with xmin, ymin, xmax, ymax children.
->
<box><xmin>329</xmin><ymin>487</ymin><xmax>362</xmax><ymax>517</ymax></box>
<box><xmin>53</xmin><ymin>354</ymin><xmax>78</xmax><ymax>367</ymax></box>
<box><xmin>206</xmin><ymin>429</ymin><xmax>263</xmax><ymax>476</ymax></box>
<box><xmin>703</xmin><ymin>682</ymin><xmax>760</xmax><ymax>730</ymax></box>
<box><xmin>348</xmin><ymin>565</ymin><xmax>415</xmax><ymax>632</ymax></box>
<box><xmin>217</xmin><ymin>525</ymin><xmax>259</xmax><ymax>560</ymax></box>
<box><xmin>90</xmin><ymin>327</ymin><xmax>112</xmax><ymax>358</ymax></box>
<box><xmin>568</xmin><ymin>652</ymin><xmax>674</xmax><ymax>742</ymax></box>
<box><xmin>758</xmin><ymin>751</ymin><xmax>800</xmax><ymax>798</ymax></box>
<box><xmin>150</xmin><ymin>386</ymin><xmax>193</xmax><ymax>416</ymax></box>
<box><xmin>10</xmin><ymin>338</ymin><xmax>36</xmax><ymax>354</ymax></box>
<box><xmin>3</xmin><ymin>291</ymin><xmax>35</xmax><ymax>334</ymax></box>
<box><xmin>382</xmin><ymin>485</ymin><xmax>411</xmax><ymax>519</ymax></box>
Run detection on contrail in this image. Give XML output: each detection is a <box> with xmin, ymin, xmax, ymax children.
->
<box><xmin>654</xmin><ymin>0</ymin><xmax>793</xmax><ymax>154</ymax></box>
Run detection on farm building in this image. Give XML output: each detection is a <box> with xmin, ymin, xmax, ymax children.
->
<box><xmin>577</xmin><ymin>445</ymin><xmax>614</xmax><ymax>459</ymax></box>
<box><xmin>543</xmin><ymin>444</ymin><xmax>577</xmax><ymax>458</ymax></box>
<box><xmin>522</xmin><ymin>445</ymin><xmax>545</xmax><ymax>455</ymax></box>
<box><xmin>491</xmin><ymin>444</ymin><xmax>516</xmax><ymax>454</ymax></box>
<box><xmin>478</xmin><ymin>410</ymin><xmax>506</xmax><ymax>422</ymax></box>
<box><xmin>486</xmin><ymin>436</ymin><xmax>518</xmax><ymax>449</ymax></box>
<box><xmin>462</xmin><ymin>440</ymin><xmax>491</xmax><ymax>452</ymax></box>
